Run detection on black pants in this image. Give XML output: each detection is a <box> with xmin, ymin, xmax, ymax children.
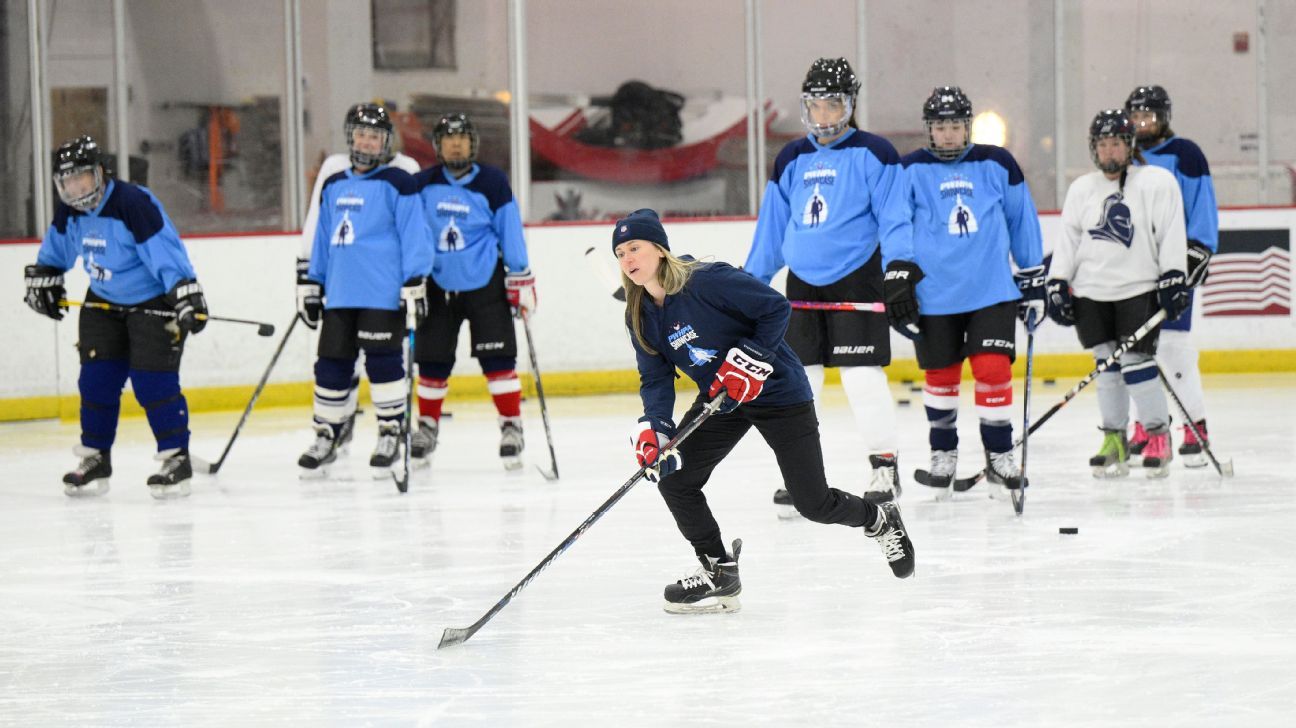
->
<box><xmin>658</xmin><ymin>396</ymin><xmax>877</xmax><ymax>560</ymax></box>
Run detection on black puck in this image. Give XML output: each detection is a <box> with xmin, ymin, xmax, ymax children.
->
<box><xmin>1044</xmin><ymin>378</ymin><xmax>1057</xmax><ymax>385</ymax></box>
<box><xmin>897</xmin><ymin>398</ymin><xmax>911</xmax><ymax>407</ymax></box>
<box><xmin>1059</xmin><ymin>527</ymin><xmax>1079</xmax><ymax>535</ymax></box>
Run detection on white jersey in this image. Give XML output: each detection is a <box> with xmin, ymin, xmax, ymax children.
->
<box><xmin>1053</xmin><ymin>164</ymin><xmax>1186</xmax><ymax>301</ymax></box>
<box><xmin>299</xmin><ymin>152</ymin><xmax>421</xmax><ymax>259</ymax></box>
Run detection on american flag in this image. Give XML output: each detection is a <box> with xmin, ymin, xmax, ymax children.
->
<box><xmin>1201</xmin><ymin>228</ymin><xmax>1290</xmax><ymax>317</ymax></box>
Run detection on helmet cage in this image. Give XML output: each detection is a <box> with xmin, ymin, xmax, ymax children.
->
<box><xmin>1089</xmin><ymin>110</ymin><xmax>1136</xmax><ymax>173</ymax></box>
<box><xmin>433</xmin><ymin>114</ymin><xmax>479</xmax><ymax>171</ymax></box>
<box><xmin>800</xmin><ymin>92</ymin><xmax>855</xmax><ymax>139</ymax></box>
<box><xmin>54</xmin><ymin>164</ymin><xmax>104</xmax><ymax>212</ymax></box>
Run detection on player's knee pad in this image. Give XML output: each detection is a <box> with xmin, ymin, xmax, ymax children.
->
<box><xmin>78</xmin><ymin>360</ymin><xmax>130</xmax><ymax>449</ymax></box>
<box><xmin>479</xmin><ymin>356</ymin><xmax>517</xmax><ymax>375</ymax></box>
<box><xmin>313</xmin><ymin>358</ymin><xmax>355</xmax><ymax>424</ymax></box>
<box><xmin>314</xmin><ymin>357</ymin><xmax>354</xmax><ymax>391</ymax></box>
<box><xmin>362</xmin><ymin>348</ymin><xmax>403</xmax><ymax>384</ymax></box>
<box><xmin>369</xmin><ymin>378</ymin><xmax>407</xmax><ymax>420</ymax></box>
<box><xmin>1120</xmin><ymin>351</ymin><xmax>1158</xmax><ymax>386</ymax></box>
<box><xmin>923</xmin><ymin>363</ymin><xmax>961</xmax><ymax>413</ymax></box>
<box><xmin>130</xmin><ymin>369</ymin><xmax>189</xmax><ymax>449</ymax></box>
<box><xmin>418</xmin><ymin>361</ymin><xmax>453</xmax><ymax>380</ymax></box>
<box><xmin>969</xmin><ymin>352</ymin><xmax>1012</xmax><ymax>419</ymax></box>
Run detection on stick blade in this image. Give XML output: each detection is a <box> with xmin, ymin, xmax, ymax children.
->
<box><xmin>536</xmin><ymin>465</ymin><xmax>559</xmax><ymax>482</ymax></box>
<box><xmin>1219</xmin><ymin>459</ymin><xmax>1235</xmax><ymax>478</ymax></box>
<box><xmin>190</xmin><ymin>454</ymin><xmax>218</xmax><ymax>475</ymax></box>
<box><xmin>438</xmin><ymin>626</ymin><xmax>476</xmax><ymax>649</ymax></box>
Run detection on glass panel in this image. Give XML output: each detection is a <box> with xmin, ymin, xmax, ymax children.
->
<box><xmin>1</xmin><ymin>0</ymin><xmax>35</xmax><ymax>237</ymax></box>
<box><xmin>1265</xmin><ymin>1</ymin><xmax>1295</xmax><ymax>206</ymax></box>
<box><xmin>123</xmin><ymin>0</ymin><xmax>287</xmax><ymax>232</ymax></box>
<box><xmin>525</xmin><ymin>0</ymin><xmax>750</xmax><ymax>222</ymax></box>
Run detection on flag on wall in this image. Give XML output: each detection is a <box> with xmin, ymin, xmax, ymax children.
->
<box><xmin>1201</xmin><ymin>228</ymin><xmax>1290</xmax><ymax>317</ymax></box>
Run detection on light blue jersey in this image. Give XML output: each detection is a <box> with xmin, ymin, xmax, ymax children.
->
<box><xmin>901</xmin><ymin>144</ymin><xmax>1043</xmax><ymax>315</ymax></box>
<box><xmin>413</xmin><ymin>163</ymin><xmax>529</xmax><ymax>292</ymax></box>
<box><xmin>307</xmin><ymin>165</ymin><xmax>432</xmax><ymax>310</ymax></box>
<box><xmin>1137</xmin><ymin>136</ymin><xmax>1218</xmax><ymax>252</ymax></box>
<box><xmin>36</xmin><ymin>179</ymin><xmax>196</xmax><ymax>305</ymax></box>
<box><xmin>745</xmin><ymin>129</ymin><xmax>914</xmax><ymax>286</ymax></box>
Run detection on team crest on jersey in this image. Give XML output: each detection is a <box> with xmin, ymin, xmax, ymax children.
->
<box><xmin>436</xmin><ymin>198</ymin><xmax>471</xmax><ymax>218</ymax></box>
<box><xmin>939</xmin><ymin>175</ymin><xmax>977</xmax><ymax>237</ymax></box>
<box><xmin>84</xmin><ymin>251</ymin><xmax>112</xmax><ymax>282</ymax></box>
<box><xmin>802</xmin><ymin>164</ymin><xmax>837</xmax><ymax>188</ymax></box>
<box><xmin>336</xmin><ymin>195</ymin><xmax>365</xmax><ymax>211</ymax></box>
<box><xmin>802</xmin><ymin>183</ymin><xmax>828</xmax><ymax>227</ymax></box>
<box><xmin>438</xmin><ymin>217</ymin><xmax>464</xmax><ymax>252</ymax></box>
<box><xmin>1088</xmin><ymin>193</ymin><xmax>1133</xmax><ymax>248</ymax></box>
<box><xmin>667</xmin><ymin>322</ymin><xmax>717</xmax><ymax>366</ymax></box>
<box><xmin>81</xmin><ymin>235</ymin><xmax>107</xmax><ymax>250</ymax></box>
<box><xmin>331</xmin><ymin>211</ymin><xmax>356</xmax><ymax>246</ymax></box>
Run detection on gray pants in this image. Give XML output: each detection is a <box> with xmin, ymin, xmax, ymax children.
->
<box><xmin>1093</xmin><ymin>341</ymin><xmax>1169</xmax><ymax>432</ymax></box>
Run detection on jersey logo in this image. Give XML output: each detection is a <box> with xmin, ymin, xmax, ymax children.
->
<box><xmin>685</xmin><ymin>343</ymin><xmax>718</xmax><ymax>367</ymax></box>
<box><xmin>331</xmin><ymin>211</ymin><xmax>356</xmax><ymax>246</ymax></box>
<box><xmin>802</xmin><ymin>183</ymin><xmax>828</xmax><ymax>227</ymax></box>
<box><xmin>1088</xmin><ymin>193</ymin><xmax>1134</xmax><ymax>248</ymax></box>
<box><xmin>667</xmin><ymin>322</ymin><xmax>718</xmax><ymax>366</ymax></box>
<box><xmin>81</xmin><ymin>235</ymin><xmax>107</xmax><ymax>250</ymax></box>
<box><xmin>336</xmin><ymin>195</ymin><xmax>365</xmax><ymax>211</ymax></box>
<box><xmin>84</xmin><ymin>251</ymin><xmax>113</xmax><ymax>282</ymax></box>
<box><xmin>438</xmin><ymin>217</ymin><xmax>464</xmax><ymax>252</ymax></box>
<box><xmin>948</xmin><ymin>194</ymin><xmax>977</xmax><ymax>237</ymax></box>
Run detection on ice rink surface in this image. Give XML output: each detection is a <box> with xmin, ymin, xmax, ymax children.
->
<box><xmin>2</xmin><ymin>375</ymin><xmax>1294</xmax><ymax>727</ymax></box>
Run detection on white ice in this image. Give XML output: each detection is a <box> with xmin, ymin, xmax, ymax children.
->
<box><xmin>2</xmin><ymin>376</ymin><xmax>1295</xmax><ymax>727</ymax></box>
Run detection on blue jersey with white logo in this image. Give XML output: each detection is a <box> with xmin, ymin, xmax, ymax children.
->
<box><xmin>413</xmin><ymin>163</ymin><xmax>529</xmax><ymax>291</ymax></box>
<box><xmin>307</xmin><ymin>165</ymin><xmax>432</xmax><ymax>310</ymax></box>
<box><xmin>36</xmin><ymin>179</ymin><xmax>197</xmax><ymax>305</ymax></box>
<box><xmin>901</xmin><ymin>144</ymin><xmax>1044</xmax><ymax>315</ymax></box>
<box><xmin>631</xmin><ymin>261</ymin><xmax>813</xmax><ymax>428</ymax></box>
<box><xmin>1136</xmin><ymin>136</ymin><xmax>1218</xmax><ymax>252</ymax></box>
<box><xmin>745</xmin><ymin>129</ymin><xmax>914</xmax><ymax>286</ymax></box>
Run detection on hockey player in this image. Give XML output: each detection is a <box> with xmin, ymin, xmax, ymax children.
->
<box><xmin>1047</xmin><ymin>110</ymin><xmax>1189</xmax><ymax>478</ymax></box>
<box><xmin>297</xmin><ymin>103</ymin><xmax>432</xmax><ymax>476</ymax></box>
<box><xmin>24</xmin><ymin>135</ymin><xmax>208</xmax><ymax>499</ymax></box>
<box><xmin>616</xmin><ymin>209</ymin><xmax>915</xmax><ymax>614</ymax></box>
<box><xmin>295</xmin><ymin>102</ymin><xmax>422</xmax><ymax>455</ymax></box>
<box><xmin>411</xmin><ymin>113</ymin><xmax>536</xmax><ymax>470</ymax></box>
<box><xmin>901</xmin><ymin>87</ymin><xmax>1045</xmax><ymax>498</ymax></box>
<box><xmin>1124</xmin><ymin>85</ymin><xmax>1218</xmax><ymax>467</ymax></box>
<box><xmin>744</xmin><ymin>57</ymin><xmax>916</xmax><ymax>507</ymax></box>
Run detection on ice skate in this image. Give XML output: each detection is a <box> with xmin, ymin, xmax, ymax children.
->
<box><xmin>926</xmin><ymin>450</ymin><xmax>957</xmax><ymax>501</ymax></box>
<box><xmin>1142</xmin><ymin>427</ymin><xmax>1172</xmax><ymax>479</ymax></box>
<box><xmin>147</xmin><ymin>448</ymin><xmax>192</xmax><ymax>499</ymax></box>
<box><xmin>298</xmin><ymin>424</ymin><xmax>338</xmax><ymax>478</ymax></box>
<box><xmin>663</xmin><ymin>539</ymin><xmax>742</xmax><ymax>614</ymax></box>
<box><xmin>410</xmin><ymin>416</ymin><xmax>439</xmax><ymax>461</ymax></box>
<box><xmin>772</xmin><ymin>488</ymin><xmax>801</xmax><ymax>519</ymax></box>
<box><xmin>1089</xmin><ymin>428</ymin><xmax>1130</xmax><ymax>478</ymax></box>
<box><xmin>1178</xmin><ymin>420</ymin><xmax>1209</xmax><ymax>468</ymax></box>
<box><xmin>863</xmin><ymin>453</ymin><xmax>901</xmax><ymax>504</ymax></box>
<box><xmin>336</xmin><ymin>411</ymin><xmax>357</xmax><ymax>455</ymax></box>
<box><xmin>63</xmin><ymin>446</ymin><xmax>111</xmax><ymax>497</ymax></box>
<box><xmin>369</xmin><ymin>421</ymin><xmax>401</xmax><ymax>477</ymax></box>
<box><xmin>499</xmin><ymin>416</ymin><xmax>524</xmax><ymax>471</ymax></box>
<box><xmin>1129</xmin><ymin>421</ymin><xmax>1149</xmax><ymax>457</ymax></box>
<box><xmin>985</xmin><ymin>449</ymin><xmax>1024</xmax><ymax>500</ymax></box>
<box><xmin>865</xmin><ymin>501</ymin><xmax>915</xmax><ymax>579</ymax></box>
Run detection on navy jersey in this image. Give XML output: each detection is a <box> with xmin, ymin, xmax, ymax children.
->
<box><xmin>745</xmin><ymin>129</ymin><xmax>914</xmax><ymax>286</ymax></box>
<box><xmin>631</xmin><ymin>261</ymin><xmax>813</xmax><ymax>428</ymax></box>
<box><xmin>307</xmin><ymin>165</ymin><xmax>432</xmax><ymax>310</ymax></box>
<box><xmin>413</xmin><ymin>163</ymin><xmax>529</xmax><ymax>292</ymax></box>
<box><xmin>1136</xmin><ymin>136</ymin><xmax>1218</xmax><ymax>252</ymax></box>
<box><xmin>36</xmin><ymin>179</ymin><xmax>197</xmax><ymax>305</ymax></box>
<box><xmin>901</xmin><ymin>144</ymin><xmax>1044</xmax><ymax>315</ymax></box>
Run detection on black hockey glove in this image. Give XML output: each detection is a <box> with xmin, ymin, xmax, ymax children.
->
<box><xmin>1013</xmin><ymin>265</ymin><xmax>1047</xmax><ymax>327</ymax></box>
<box><xmin>1045</xmin><ymin>278</ymin><xmax>1075</xmax><ymax>327</ymax></box>
<box><xmin>883</xmin><ymin>260</ymin><xmax>924</xmax><ymax>340</ymax></box>
<box><xmin>1186</xmin><ymin>240</ymin><xmax>1213</xmax><ymax>288</ymax></box>
<box><xmin>1157</xmin><ymin>269</ymin><xmax>1190</xmax><ymax>321</ymax></box>
<box><xmin>24</xmin><ymin>264</ymin><xmax>67</xmax><ymax>321</ymax></box>
<box><xmin>296</xmin><ymin>258</ymin><xmax>322</xmax><ymax>330</ymax></box>
<box><xmin>400</xmin><ymin>277</ymin><xmax>428</xmax><ymax>328</ymax></box>
<box><xmin>168</xmin><ymin>279</ymin><xmax>208</xmax><ymax>334</ymax></box>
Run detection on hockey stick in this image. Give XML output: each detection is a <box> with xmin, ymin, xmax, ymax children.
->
<box><xmin>918</xmin><ymin>308</ymin><xmax>1169</xmax><ymax>492</ymax></box>
<box><xmin>520</xmin><ymin>309</ymin><xmax>559</xmax><ymax>481</ymax></box>
<box><xmin>789</xmin><ymin>301</ymin><xmax>886</xmax><ymax>313</ymax></box>
<box><xmin>392</xmin><ymin>311</ymin><xmax>419</xmax><ymax>494</ymax></box>
<box><xmin>1154</xmin><ymin>358</ymin><xmax>1234</xmax><ymax>478</ymax></box>
<box><xmin>1012</xmin><ymin>311</ymin><xmax>1039</xmax><ymax>515</ymax></box>
<box><xmin>438</xmin><ymin>392</ymin><xmax>729</xmax><ymax>649</ymax></box>
<box><xmin>62</xmin><ymin>299</ymin><xmax>275</xmax><ymax>336</ymax></box>
<box><xmin>583</xmin><ymin>245</ymin><xmax>626</xmax><ymax>301</ymax></box>
<box><xmin>192</xmin><ymin>314</ymin><xmax>300</xmax><ymax>475</ymax></box>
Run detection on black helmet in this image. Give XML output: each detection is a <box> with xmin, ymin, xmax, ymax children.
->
<box><xmin>344</xmin><ymin>102</ymin><xmax>394</xmax><ymax>168</ymax></box>
<box><xmin>52</xmin><ymin>135</ymin><xmax>106</xmax><ymax>211</ymax></box>
<box><xmin>800</xmin><ymin>58</ymin><xmax>860</xmax><ymax>138</ymax></box>
<box><xmin>922</xmin><ymin>86</ymin><xmax>973</xmax><ymax>122</ymax></box>
<box><xmin>1088</xmin><ymin>109</ymin><xmax>1136</xmax><ymax>173</ymax></box>
<box><xmin>433</xmin><ymin>112</ymin><xmax>479</xmax><ymax>171</ymax></box>
<box><xmin>1124</xmin><ymin>84</ymin><xmax>1172</xmax><ymax>143</ymax></box>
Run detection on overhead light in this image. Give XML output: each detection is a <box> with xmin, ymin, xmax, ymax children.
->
<box><xmin>971</xmin><ymin>111</ymin><xmax>1007</xmax><ymax>147</ymax></box>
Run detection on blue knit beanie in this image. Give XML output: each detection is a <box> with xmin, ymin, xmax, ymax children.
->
<box><xmin>612</xmin><ymin>208</ymin><xmax>669</xmax><ymax>254</ymax></box>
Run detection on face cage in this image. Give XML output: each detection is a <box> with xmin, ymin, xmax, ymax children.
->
<box><xmin>1089</xmin><ymin>133</ymin><xmax>1135</xmax><ymax>173</ymax></box>
<box><xmin>925</xmin><ymin>119</ymin><xmax>971</xmax><ymax>161</ymax></box>
<box><xmin>434</xmin><ymin>132</ymin><xmax>479</xmax><ymax>171</ymax></box>
<box><xmin>1129</xmin><ymin>108</ymin><xmax>1170</xmax><ymax>141</ymax></box>
<box><xmin>800</xmin><ymin>93</ymin><xmax>854</xmax><ymax>138</ymax></box>
<box><xmin>54</xmin><ymin>165</ymin><xmax>104</xmax><ymax>211</ymax></box>
<box><xmin>345</xmin><ymin>123</ymin><xmax>393</xmax><ymax>168</ymax></box>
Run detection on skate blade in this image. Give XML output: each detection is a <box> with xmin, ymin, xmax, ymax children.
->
<box><xmin>148</xmin><ymin>480</ymin><xmax>192</xmax><ymax>500</ymax></box>
<box><xmin>299</xmin><ymin>465</ymin><xmax>332</xmax><ymax>480</ymax></box>
<box><xmin>662</xmin><ymin>595</ymin><xmax>741</xmax><ymax>615</ymax></box>
<box><xmin>932</xmin><ymin>484</ymin><xmax>953</xmax><ymax>502</ymax></box>
<box><xmin>774</xmin><ymin>503</ymin><xmax>802</xmax><ymax>520</ymax></box>
<box><xmin>987</xmin><ymin>482</ymin><xmax>1008</xmax><ymax>500</ymax></box>
<box><xmin>370</xmin><ymin>466</ymin><xmax>394</xmax><ymax>480</ymax></box>
<box><xmin>502</xmin><ymin>456</ymin><xmax>524</xmax><ymax>472</ymax></box>
<box><xmin>1181</xmin><ymin>453</ymin><xmax>1208</xmax><ymax>468</ymax></box>
<box><xmin>64</xmin><ymin>479</ymin><xmax>110</xmax><ymax>497</ymax></box>
<box><xmin>1091</xmin><ymin>463</ymin><xmax>1131</xmax><ymax>479</ymax></box>
<box><xmin>1144</xmin><ymin>464</ymin><xmax>1171</xmax><ymax>479</ymax></box>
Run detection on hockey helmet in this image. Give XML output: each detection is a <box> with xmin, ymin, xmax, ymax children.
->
<box><xmin>433</xmin><ymin>112</ymin><xmax>479</xmax><ymax>171</ymax></box>
<box><xmin>344</xmin><ymin>102</ymin><xmax>394</xmax><ymax>169</ymax></box>
<box><xmin>52</xmin><ymin>135</ymin><xmax>106</xmax><ymax>212</ymax></box>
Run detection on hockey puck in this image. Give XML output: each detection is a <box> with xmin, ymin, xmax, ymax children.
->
<box><xmin>1044</xmin><ymin>378</ymin><xmax>1057</xmax><ymax>385</ymax></box>
<box><xmin>1059</xmin><ymin>527</ymin><xmax>1079</xmax><ymax>535</ymax></box>
<box><xmin>897</xmin><ymin>398</ymin><xmax>911</xmax><ymax>407</ymax></box>
<box><xmin>908</xmin><ymin>385</ymin><xmax>922</xmax><ymax>393</ymax></box>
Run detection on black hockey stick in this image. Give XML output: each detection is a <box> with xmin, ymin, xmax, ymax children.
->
<box><xmin>1011</xmin><ymin>311</ymin><xmax>1039</xmax><ymax>515</ymax></box>
<box><xmin>917</xmin><ymin>308</ymin><xmax>1168</xmax><ymax>492</ymax></box>
<box><xmin>438</xmin><ymin>392</ymin><xmax>729</xmax><ymax>649</ymax></box>
<box><xmin>1155</xmin><ymin>358</ymin><xmax>1234</xmax><ymax>478</ymax></box>
<box><xmin>520</xmin><ymin>309</ymin><xmax>559</xmax><ymax>481</ymax></box>
<box><xmin>192</xmin><ymin>314</ymin><xmax>299</xmax><ymax>475</ymax></box>
<box><xmin>392</xmin><ymin>317</ymin><xmax>418</xmax><ymax>494</ymax></box>
<box><xmin>63</xmin><ymin>299</ymin><xmax>275</xmax><ymax>336</ymax></box>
